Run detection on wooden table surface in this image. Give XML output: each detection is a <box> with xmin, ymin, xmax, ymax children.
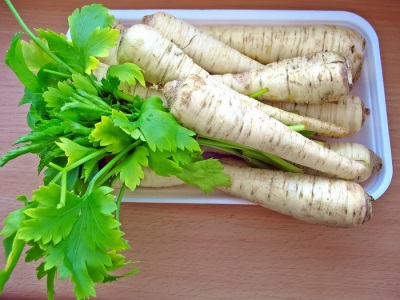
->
<box><xmin>0</xmin><ymin>0</ymin><xmax>399</xmax><ymax>299</ymax></box>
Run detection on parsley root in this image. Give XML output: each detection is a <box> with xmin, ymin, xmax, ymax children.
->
<box><xmin>263</xmin><ymin>94</ymin><xmax>367</xmax><ymax>136</ymax></box>
<box><xmin>134</xmin><ymin>161</ymin><xmax>373</xmax><ymax>227</ymax></box>
<box><xmin>163</xmin><ymin>74</ymin><xmax>371</xmax><ymax>182</ymax></box>
<box><xmin>208</xmin><ymin>77</ymin><xmax>350</xmax><ymax>138</ymax></box>
<box><xmin>117</xmin><ymin>24</ymin><xmax>209</xmax><ymax>83</ymax></box>
<box><xmin>198</xmin><ymin>24</ymin><xmax>366</xmax><ymax>81</ymax></box>
<box><xmin>217</xmin><ymin>164</ymin><xmax>372</xmax><ymax>228</ymax></box>
<box><xmin>212</xmin><ymin>51</ymin><xmax>353</xmax><ymax>104</ymax></box>
<box><xmin>302</xmin><ymin>142</ymin><xmax>382</xmax><ymax>180</ymax></box>
<box><xmin>139</xmin><ymin>167</ymin><xmax>185</xmax><ymax>187</ymax></box>
<box><xmin>141</xmin><ymin>11</ymin><xmax>263</xmax><ymax>74</ymax></box>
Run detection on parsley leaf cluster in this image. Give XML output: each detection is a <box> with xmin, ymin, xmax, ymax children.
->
<box><xmin>0</xmin><ymin>2</ymin><xmax>231</xmax><ymax>299</ymax></box>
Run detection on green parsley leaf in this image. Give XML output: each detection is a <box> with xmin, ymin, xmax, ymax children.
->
<box><xmin>21</xmin><ymin>38</ymin><xmax>54</xmax><ymax>72</ymax></box>
<box><xmin>56</xmin><ymin>137</ymin><xmax>97</xmax><ymax>166</ymax></box>
<box><xmin>72</xmin><ymin>73</ymin><xmax>98</xmax><ymax>96</ymax></box>
<box><xmin>60</xmin><ymin>91</ymin><xmax>111</xmax><ymax>120</ymax></box>
<box><xmin>42</xmin><ymin>186</ymin><xmax>130</xmax><ymax>299</ymax></box>
<box><xmin>25</xmin><ymin>242</ymin><xmax>46</xmax><ymax>263</ymax></box>
<box><xmin>103</xmin><ymin>251</ymin><xmax>140</xmax><ymax>283</ymax></box>
<box><xmin>0</xmin><ymin>206</ymin><xmax>27</xmax><ymax>239</ymax></box>
<box><xmin>68</xmin><ymin>4</ymin><xmax>115</xmax><ymax>49</ymax></box>
<box><xmin>90</xmin><ymin>115</ymin><xmax>133</xmax><ymax>154</ymax></box>
<box><xmin>35</xmin><ymin>263</ymin><xmax>57</xmax><ymax>300</ymax></box>
<box><xmin>13</xmin><ymin>119</ymin><xmax>63</xmax><ymax>145</ymax></box>
<box><xmin>36</xmin><ymin>29</ymin><xmax>83</xmax><ymax>72</ymax></box>
<box><xmin>0</xmin><ymin>237</ymin><xmax>26</xmax><ymax>293</ymax></box>
<box><xmin>68</xmin><ymin>4</ymin><xmax>119</xmax><ymax>73</ymax></box>
<box><xmin>61</xmin><ymin>112</ymin><xmax>93</xmax><ymax>136</ymax></box>
<box><xmin>0</xmin><ymin>142</ymin><xmax>48</xmax><ymax>167</ymax></box>
<box><xmin>19</xmin><ymin>88</ymin><xmax>45</xmax><ymax>107</ymax></box>
<box><xmin>5</xmin><ymin>33</ymin><xmax>41</xmax><ymax>92</ymax></box>
<box><xmin>18</xmin><ymin>184</ymin><xmax>81</xmax><ymax>245</ymax></box>
<box><xmin>107</xmin><ymin>63</ymin><xmax>145</xmax><ymax>86</ymax></box>
<box><xmin>115</xmin><ymin>146</ymin><xmax>149</xmax><ymax>190</ymax></box>
<box><xmin>37</xmin><ymin>62</ymin><xmax>71</xmax><ymax>89</ymax></box>
<box><xmin>43</xmin><ymin>81</ymin><xmax>75</xmax><ymax>110</ymax></box>
<box><xmin>137</xmin><ymin>97</ymin><xmax>200</xmax><ymax>152</ymax></box>
<box><xmin>84</xmin><ymin>27</ymin><xmax>119</xmax><ymax>72</ymax></box>
<box><xmin>111</xmin><ymin>109</ymin><xmax>143</xmax><ymax>140</ymax></box>
<box><xmin>0</xmin><ymin>201</ymin><xmax>35</xmax><ymax>293</ymax></box>
<box><xmin>147</xmin><ymin>149</ymin><xmax>183</xmax><ymax>176</ymax></box>
<box><xmin>176</xmin><ymin>159</ymin><xmax>231</xmax><ymax>194</ymax></box>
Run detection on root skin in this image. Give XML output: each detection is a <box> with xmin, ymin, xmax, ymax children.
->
<box><xmin>142</xmin><ymin>12</ymin><xmax>263</xmax><ymax>74</ymax></box>
<box><xmin>163</xmin><ymin>74</ymin><xmax>371</xmax><ymax>182</ymax></box>
<box><xmin>117</xmin><ymin>24</ymin><xmax>209</xmax><ymax>84</ymax></box>
<box><xmin>212</xmin><ymin>52</ymin><xmax>353</xmax><ymax>104</ymax></box>
<box><xmin>199</xmin><ymin>24</ymin><xmax>366</xmax><ymax>81</ymax></box>
<box><xmin>218</xmin><ymin>164</ymin><xmax>372</xmax><ymax>228</ymax></box>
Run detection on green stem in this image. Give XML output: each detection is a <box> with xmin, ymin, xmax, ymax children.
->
<box><xmin>116</xmin><ymin>184</ymin><xmax>127</xmax><ymax>230</ymax></box>
<box><xmin>89</xmin><ymin>75</ymin><xmax>103</xmax><ymax>95</ymax></box>
<box><xmin>49</xmin><ymin>148</ymin><xmax>108</xmax><ymax>184</ymax></box>
<box><xmin>248</xmin><ymin>88</ymin><xmax>269</xmax><ymax>98</ymax></box>
<box><xmin>243</xmin><ymin>148</ymin><xmax>303</xmax><ymax>173</ymax></box>
<box><xmin>288</xmin><ymin>124</ymin><xmax>306</xmax><ymax>132</ymax></box>
<box><xmin>5</xmin><ymin>0</ymin><xmax>76</xmax><ymax>74</ymax></box>
<box><xmin>114</xmin><ymin>90</ymin><xmax>136</xmax><ymax>102</ymax></box>
<box><xmin>198</xmin><ymin>136</ymin><xmax>303</xmax><ymax>173</ymax></box>
<box><xmin>199</xmin><ymin>140</ymin><xmax>242</xmax><ymax>157</ymax></box>
<box><xmin>200</xmin><ymin>139</ymin><xmax>271</xmax><ymax>169</ymax></box>
<box><xmin>94</xmin><ymin>169</ymin><xmax>116</xmax><ymax>189</ymax></box>
<box><xmin>94</xmin><ymin>147</ymin><xmax>130</xmax><ymax>188</ymax></box>
<box><xmin>85</xmin><ymin>141</ymin><xmax>141</xmax><ymax>196</ymax></box>
<box><xmin>46</xmin><ymin>267</ymin><xmax>57</xmax><ymax>300</ymax></box>
<box><xmin>43</xmin><ymin>69</ymin><xmax>72</xmax><ymax>78</ymax></box>
<box><xmin>70</xmin><ymin>149</ymin><xmax>108</xmax><ymax>172</ymax></box>
<box><xmin>57</xmin><ymin>171</ymin><xmax>67</xmax><ymax>208</ymax></box>
<box><xmin>312</xmin><ymin>139</ymin><xmax>325</xmax><ymax>147</ymax></box>
<box><xmin>0</xmin><ymin>238</ymin><xmax>26</xmax><ymax>292</ymax></box>
<box><xmin>48</xmin><ymin>162</ymin><xmax>67</xmax><ymax>208</ymax></box>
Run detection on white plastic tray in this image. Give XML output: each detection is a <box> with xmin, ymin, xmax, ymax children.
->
<box><xmin>108</xmin><ymin>9</ymin><xmax>392</xmax><ymax>203</ymax></box>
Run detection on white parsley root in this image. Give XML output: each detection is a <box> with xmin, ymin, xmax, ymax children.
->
<box><xmin>134</xmin><ymin>162</ymin><xmax>372</xmax><ymax>228</ymax></box>
<box><xmin>263</xmin><ymin>94</ymin><xmax>367</xmax><ymax>136</ymax></box>
<box><xmin>198</xmin><ymin>24</ymin><xmax>366</xmax><ymax>81</ymax></box>
<box><xmin>217</xmin><ymin>164</ymin><xmax>372</xmax><ymax>228</ymax></box>
<box><xmin>139</xmin><ymin>167</ymin><xmax>185</xmax><ymax>187</ymax></box>
<box><xmin>117</xmin><ymin>24</ymin><xmax>209</xmax><ymax>84</ymax></box>
<box><xmin>141</xmin><ymin>11</ymin><xmax>263</xmax><ymax>74</ymax></box>
<box><xmin>163</xmin><ymin>74</ymin><xmax>372</xmax><ymax>182</ymax></box>
<box><xmin>211</xmin><ymin>51</ymin><xmax>353</xmax><ymax>104</ymax></box>
<box><xmin>207</xmin><ymin>77</ymin><xmax>350</xmax><ymax>138</ymax></box>
<box><xmin>300</xmin><ymin>142</ymin><xmax>382</xmax><ymax>180</ymax></box>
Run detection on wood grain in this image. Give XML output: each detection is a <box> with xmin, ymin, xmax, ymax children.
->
<box><xmin>0</xmin><ymin>0</ymin><xmax>399</xmax><ymax>299</ymax></box>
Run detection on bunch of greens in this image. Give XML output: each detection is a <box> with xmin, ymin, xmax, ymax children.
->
<box><xmin>0</xmin><ymin>2</ymin><xmax>231</xmax><ymax>299</ymax></box>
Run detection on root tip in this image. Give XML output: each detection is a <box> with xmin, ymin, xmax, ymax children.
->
<box><xmin>362</xmin><ymin>194</ymin><xmax>373</xmax><ymax>224</ymax></box>
<box><xmin>141</xmin><ymin>14</ymin><xmax>152</xmax><ymax>25</ymax></box>
<box><xmin>369</xmin><ymin>150</ymin><xmax>383</xmax><ymax>172</ymax></box>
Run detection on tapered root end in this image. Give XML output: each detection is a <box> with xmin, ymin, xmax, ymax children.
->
<box><xmin>344</xmin><ymin>57</ymin><xmax>354</xmax><ymax>91</ymax></box>
<box><xmin>360</xmin><ymin>99</ymin><xmax>368</xmax><ymax>127</ymax></box>
<box><xmin>362</xmin><ymin>194</ymin><xmax>373</xmax><ymax>224</ymax></box>
<box><xmin>369</xmin><ymin>150</ymin><xmax>383</xmax><ymax>172</ymax></box>
<box><xmin>353</xmin><ymin>38</ymin><xmax>367</xmax><ymax>82</ymax></box>
<box><xmin>141</xmin><ymin>14</ymin><xmax>153</xmax><ymax>25</ymax></box>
